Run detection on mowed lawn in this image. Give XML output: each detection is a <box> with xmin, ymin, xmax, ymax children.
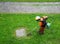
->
<box><xmin>0</xmin><ymin>13</ymin><xmax>60</xmax><ymax>44</ymax></box>
<box><xmin>0</xmin><ymin>0</ymin><xmax>60</xmax><ymax>2</ymax></box>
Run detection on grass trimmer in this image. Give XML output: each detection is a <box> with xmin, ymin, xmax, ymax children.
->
<box><xmin>27</xmin><ymin>26</ymin><xmax>38</xmax><ymax>36</ymax></box>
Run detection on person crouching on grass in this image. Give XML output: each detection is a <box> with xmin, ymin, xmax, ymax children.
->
<box><xmin>36</xmin><ymin>16</ymin><xmax>48</xmax><ymax>35</ymax></box>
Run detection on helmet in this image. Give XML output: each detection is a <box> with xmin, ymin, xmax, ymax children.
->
<box><xmin>35</xmin><ymin>16</ymin><xmax>40</xmax><ymax>20</ymax></box>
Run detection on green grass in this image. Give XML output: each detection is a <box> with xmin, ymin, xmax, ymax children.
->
<box><xmin>0</xmin><ymin>13</ymin><xmax>60</xmax><ymax>44</ymax></box>
<box><xmin>0</xmin><ymin>0</ymin><xmax>60</xmax><ymax>2</ymax></box>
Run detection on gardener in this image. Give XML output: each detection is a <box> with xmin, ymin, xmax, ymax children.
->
<box><xmin>36</xmin><ymin>16</ymin><xmax>48</xmax><ymax>35</ymax></box>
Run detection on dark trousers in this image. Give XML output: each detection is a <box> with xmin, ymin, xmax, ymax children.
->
<box><xmin>39</xmin><ymin>21</ymin><xmax>46</xmax><ymax>34</ymax></box>
<box><xmin>39</xmin><ymin>27</ymin><xmax>45</xmax><ymax>34</ymax></box>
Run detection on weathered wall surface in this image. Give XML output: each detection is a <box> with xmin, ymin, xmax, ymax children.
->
<box><xmin>0</xmin><ymin>2</ymin><xmax>60</xmax><ymax>13</ymax></box>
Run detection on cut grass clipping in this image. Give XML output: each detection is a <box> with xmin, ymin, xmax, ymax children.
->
<box><xmin>0</xmin><ymin>13</ymin><xmax>60</xmax><ymax>44</ymax></box>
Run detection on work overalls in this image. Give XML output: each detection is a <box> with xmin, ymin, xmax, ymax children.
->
<box><xmin>39</xmin><ymin>18</ymin><xmax>47</xmax><ymax>34</ymax></box>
